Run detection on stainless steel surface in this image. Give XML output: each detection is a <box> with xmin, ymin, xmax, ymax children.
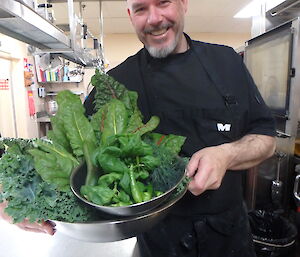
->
<box><xmin>294</xmin><ymin>174</ymin><xmax>300</xmax><ymax>201</ymax></box>
<box><xmin>0</xmin><ymin>0</ymin><xmax>102</xmax><ymax>66</ymax></box>
<box><xmin>0</xmin><ymin>220</ymin><xmax>140</xmax><ymax>257</ymax></box>
<box><xmin>266</xmin><ymin>0</ymin><xmax>300</xmax><ymax>31</ymax></box>
<box><xmin>244</xmin><ymin>19</ymin><xmax>300</xmax><ymax>212</ymax></box>
<box><xmin>0</xmin><ymin>0</ymin><xmax>70</xmax><ymax>48</ymax></box>
<box><xmin>70</xmin><ymin>162</ymin><xmax>186</xmax><ymax>216</ymax></box>
<box><xmin>53</xmin><ymin>186</ymin><xmax>187</xmax><ymax>242</ymax></box>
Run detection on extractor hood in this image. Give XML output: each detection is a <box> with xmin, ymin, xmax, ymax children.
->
<box><xmin>266</xmin><ymin>0</ymin><xmax>300</xmax><ymax>30</ymax></box>
<box><xmin>0</xmin><ymin>0</ymin><xmax>97</xmax><ymax>66</ymax></box>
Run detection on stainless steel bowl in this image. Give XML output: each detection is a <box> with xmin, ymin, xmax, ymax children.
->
<box><xmin>70</xmin><ymin>162</ymin><xmax>186</xmax><ymax>217</ymax></box>
<box><xmin>53</xmin><ymin>186</ymin><xmax>187</xmax><ymax>242</ymax></box>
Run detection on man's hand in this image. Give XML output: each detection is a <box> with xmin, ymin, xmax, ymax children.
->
<box><xmin>186</xmin><ymin>145</ymin><xmax>230</xmax><ymax>196</ymax></box>
<box><xmin>0</xmin><ymin>201</ymin><xmax>56</xmax><ymax>235</ymax></box>
<box><xmin>186</xmin><ymin>134</ymin><xmax>276</xmax><ymax>196</ymax></box>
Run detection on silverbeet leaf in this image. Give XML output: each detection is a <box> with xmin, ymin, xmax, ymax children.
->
<box><xmin>28</xmin><ymin>140</ymin><xmax>79</xmax><ymax>192</ymax></box>
<box><xmin>56</xmin><ymin>90</ymin><xmax>97</xmax><ymax>158</ymax></box>
<box><xmin>47</xmin><ymin>115</ymin><xmax>72</xmax><ymax>153</ymax></box>
<box><xmin>100</xmin><ymin>99</ymin><xmax>128</xmax><ymax>146</ymax></box>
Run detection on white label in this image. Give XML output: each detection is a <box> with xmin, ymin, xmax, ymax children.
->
<box><xmin>217</xmin><ymin>123</ymin><xmax>231</xmax><ymax>132</ymax></box>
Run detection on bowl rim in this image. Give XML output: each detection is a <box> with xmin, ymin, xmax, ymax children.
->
<box><xmin>70</xmin><ymin>163</ymin><xmax>186</xmax><ymax>211</ymax></box>
<box><xmin>53</xmin><ymin>185</ymin><xmax>188</xmax><ymax>225</ymax></box>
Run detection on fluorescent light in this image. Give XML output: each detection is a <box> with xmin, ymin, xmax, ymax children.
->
<box><xmin>234</xmin><ymin>0</ymin><xmax>262</xmax><ymax>18</ymax></box>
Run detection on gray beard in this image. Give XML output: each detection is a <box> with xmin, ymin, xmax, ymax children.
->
<box><xmin>146</xmin><ymin>41</ymin><xmax>177</xmax><ymax>58</ymax></box>
<box><xmin>145</xmin><ymin>32</ymin><xmax>179</xmax><ymax>58</ymax></box>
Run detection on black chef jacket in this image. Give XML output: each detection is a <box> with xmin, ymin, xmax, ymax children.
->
<box><xmin>84</xmin><ymin>34</ymin><xmax>276</xmax><ymax>257</ymax></box>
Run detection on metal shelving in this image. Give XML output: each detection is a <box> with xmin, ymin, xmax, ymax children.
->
<box><xmin>0</xmin><ymin>0</ymin><xmax>99</xmax><ymax>66</ymax></box>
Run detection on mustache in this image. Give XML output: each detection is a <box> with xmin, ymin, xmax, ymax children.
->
<box><xmin>144</xmin><ymin>22</ymin><xmax>173</xmax><ymax>34</ymax></box>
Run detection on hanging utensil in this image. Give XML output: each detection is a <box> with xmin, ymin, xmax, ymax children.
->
<box><xmin>271</xmin><ymin>151</ymin><xmax>286</xmax><ymax>208</ymax></box>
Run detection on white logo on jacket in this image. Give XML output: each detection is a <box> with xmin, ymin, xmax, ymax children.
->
<box><xmin>217</xmin><ymin>123</ymin><xmax>231</xmax><ymax>132</ymax></box>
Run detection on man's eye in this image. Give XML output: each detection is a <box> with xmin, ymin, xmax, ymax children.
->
<box><xmin>159</xmin><ymin>0</ymin><xmax>170</xmax><ymax>5</ymax></box>
<box><xmin>134</xmin><ymin>7</ymin><xmax>145</xmax><ymax>13</ymax></box>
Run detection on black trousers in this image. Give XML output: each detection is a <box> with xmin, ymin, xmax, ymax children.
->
<box><xmin>137</xmin><ymin>203</ymin><xmax>256</xmax><ymax>257</ymax></box>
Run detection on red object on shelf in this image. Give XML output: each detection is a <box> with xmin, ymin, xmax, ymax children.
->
<box><xmin>27</xmin><ymin>90</ymin><xmax>36</xmax><ymax>117</ymax></box>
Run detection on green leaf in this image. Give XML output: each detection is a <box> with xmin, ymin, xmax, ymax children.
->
<box><xmin>28</xmin><ymin>140</ymin><xmax>79</xmax><ymax>191</ymax></box>
<box><xmin>80</xmin><ymin>185</ymin><xmax>115</xmax><ymax>205</ymax></box>
<box><xmin>126</xmin><ymin>114</ymin><xmax>160</xmax><ymax>136</ymax></box>
<box><xmin>97</xmin><ymin>147</ymin><xmax>129</xmax><ymax>174</ymax></box>
<box><xmin>100</xmin><ymin>99</ymin><xmax>128</xmax><ymax>146</ymax></box>
<box><xmin>56</xmin><ymin>90</ymin><xmax>97</xmax><ymax>158</ymax></box>
<box><xmin>148</xmin><ymin>133</ymin><xmax>186</xmax><ymax>155</ymax></box>
<box><xmin>98</xmin><ymin>172</ymin><xmax>122</xmax><ymax>186</ymax></box>
<box><xmin>48</xmin><ymin>115</ymin><xmax>72</xmax><ymax>152</ymax></box>
<box><xmin>119</xmin><ymin>171</ymin><xmax>131</xmax><ymax>194</ymax></box>
<box><xmin>90</xmin><ymin>103</ymin><xmax>109</xmax><ymax>141</ymax></box>
<box><xmin>139</xmin><ymin>155</ymin><xmax>160</xmax><ymax>170</ymax></box>
<box><xmin>117</xmin><ymin>134</ymin><xmax>153</xmax><ymax>157</ymax></box>
<box><xmin>0</xmin><ymin>139</ymin><xmax>96</xmax><ymax>223</ymax></box>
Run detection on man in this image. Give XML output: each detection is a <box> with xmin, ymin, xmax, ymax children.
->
<box><xmin>1</xmin><ymin>0</ymin><xmax>276</xmax><ymax>256</ymax></box>
<box><xmin>84</xmin><ymin>0</ymin><xmax>276</xmax><ymax>256</ymax></box>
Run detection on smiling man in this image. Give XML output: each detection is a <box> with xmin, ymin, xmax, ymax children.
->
<box><xmin>84</xmin><ymin>0</ymin><xmax>277</xmax><ymax>256</ymax></box>
<box><xmin>127</xmin><ymin>0</ymin><xmax>188</xmax><ymax>58</ymax></box>
<box><xmin>0</xmin><ymin>0</ymin><xmax>276</xmax><ymax>256</ymax></box>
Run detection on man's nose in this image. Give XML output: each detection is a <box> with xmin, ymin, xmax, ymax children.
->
<box><xmin>147</xmin><ymin>6</ymin><xmax>163</xmax><ymax>25</ymax></box>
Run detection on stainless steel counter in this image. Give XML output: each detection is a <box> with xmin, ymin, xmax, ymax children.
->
<box><xmin>0</xmin><ymin>220</ymin><xmax>140</xmax><ymax>257</ymax></box>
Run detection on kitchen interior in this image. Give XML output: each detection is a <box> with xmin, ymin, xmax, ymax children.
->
<box><xmin>0</xmin><ymin>0</ymin><xmax>300</xmax><ymax>256</ymax></box>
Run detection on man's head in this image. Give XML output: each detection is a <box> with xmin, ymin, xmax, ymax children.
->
<box><xmin>127</xmin><ymin>0</ymin><xmax>188</xmax><ymax>58</ymax></box>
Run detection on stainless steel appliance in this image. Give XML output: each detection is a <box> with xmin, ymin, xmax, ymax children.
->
<box><xmin>244</xmin><ymin>18</ymin><xmax>300</xmax><ymax>213</ymax></box>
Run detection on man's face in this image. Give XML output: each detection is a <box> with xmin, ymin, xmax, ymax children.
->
<box><xmin>127</xmin><ymin>0</ymin><xmax>188</xmax><ymax>58</ymax></box>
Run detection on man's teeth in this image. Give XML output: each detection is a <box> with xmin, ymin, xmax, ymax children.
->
<box><xmin>150</xmin><ymin>28</ymin><xmax>167</xmax><ymax>36</ymax></box>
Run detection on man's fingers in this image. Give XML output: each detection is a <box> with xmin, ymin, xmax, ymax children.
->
<box><xmin>15</xmin><ymin>219</ymin><xmax>56</xmax><ymax>235</ymax></box>
<box><xmin>185</xmin><ymin>152</ymin><xmax>201</xmax><ymax>177</ymax></box>
<box><xmin>42</xmin><ymin>220</ymin><xmax>56</xmax><ymax>235</ymax></box>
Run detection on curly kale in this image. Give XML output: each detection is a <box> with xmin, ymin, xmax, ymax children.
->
<box><xmin>0</xmin><ymin>139</ymin><xmax>97</xmax><ymax>223</ymax></box>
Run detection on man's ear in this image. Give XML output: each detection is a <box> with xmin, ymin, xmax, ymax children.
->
<box><xmin>127</xmin><ymin>8</ymin><xmax>133</xmax><ymax>23</ymax></box>
<box><xmin>182</xmin><ymin>0</ymin><xmax>188</xmax><ymax>13</ymax></box>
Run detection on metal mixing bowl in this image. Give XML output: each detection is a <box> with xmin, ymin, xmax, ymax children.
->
<box><xmin>70</xmin><ymin>162</ymin><xmax>186</xmax><ymax>216</ymax></box>
<box><xmin>53</xmin><ymin>186</ymin><xmax>187</xmax><ymax>242</ymax></box>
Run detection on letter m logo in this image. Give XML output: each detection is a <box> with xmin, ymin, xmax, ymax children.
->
<box><xmin>217</xmin><ymin>123</ymin><xmax>231</xmax><ymax>132</ymax></box>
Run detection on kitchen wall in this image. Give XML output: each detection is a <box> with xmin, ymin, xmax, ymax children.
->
<box><xmin>0</xmin><ymin>33</ymin><xmax>39</xmax><ymax>139</ymax></box>
<box><xmin>103</xmin><ymin>32</ymin><xmax>250</xmax><ymax>69</ymax></box>
<box><xmin>0</xmin><ymin>31</ymin><xmax>250</xmax><ymax>139</ymax></box>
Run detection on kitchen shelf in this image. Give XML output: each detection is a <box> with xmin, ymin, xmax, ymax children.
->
<box><xmin>0</xmin><ymin>0</ymin><xmax>96</xmax><ymax>66</ymax></box>
<box><xmin>46</xmin><ymin>91</ymin><xmax>84</xmax><ymax>96</ymax></box>
<box><xmin>39</xmin><ymin>81</ymin><xmax>82</xmax><ymax>84</ymax></box>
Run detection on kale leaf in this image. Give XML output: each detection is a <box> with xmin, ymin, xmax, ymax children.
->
<box><xmin>0</xmin><ymin>139</ymin><xmax>97</xmax><ymax>223</ymax></box>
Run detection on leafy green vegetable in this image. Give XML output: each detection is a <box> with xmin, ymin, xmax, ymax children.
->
<box><xmin>100</xmin><ymin>99</ymin><xmax>128</xmax><ymax>146</ymax></box>
<box><xmin>147</xmin><ymin>133</ymin><xmax>186</xmax><ymax>155</ymax></box>
<box><xmin>0</xmin><ymin>71</ymin><xmax>188</xmax><ymax>221</ymax></box>
<box><xmin>91</xmin><ymin>70</ymin><xmax>139</xmax><ymax>116</ymax></box>
<box><xmin>0</xmin><ymin>139</ymin><xmax>97</xmax><ymax>223</ymax></box>
<box><xmin>28</xmin><ymin>140</ymin><xmax>79</xmax><ymax>192</ymax></box>
<box><xmin>55</xmin><ymin>90</ymin><xmax>97</xmax><ymax>159</ymax></box>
